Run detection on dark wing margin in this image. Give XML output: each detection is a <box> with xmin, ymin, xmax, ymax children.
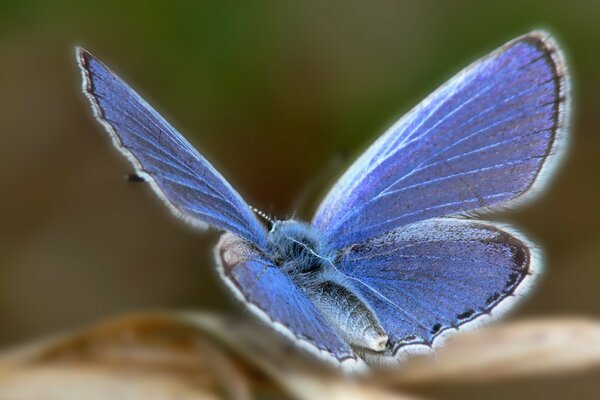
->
<box><xmin>77</xmin><ymin>48</ymin><xmax>267</xmax><ymax>247</ymax></box>
<box><xmin>313</xmin><ymin>31</ymin><xmax>570</xmax><ymax>250</ymax></box>
<box><xmin>336</xmin><ymin>218</ymin><xmax>539</xmax><ymax>364</ymax></box>
<box><xmin>215</xmin><ymin>233</ymin><xmax>365</xmax><ymax>372</ymax></box>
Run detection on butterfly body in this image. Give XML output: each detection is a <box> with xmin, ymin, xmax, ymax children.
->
<box><xmin>267</xmin><ymin>220</ymin><xmax>330</xmax><ymax>275</ymax></box>
<box><xmin>264</xmin><ymin>220</ymin><xmax>389</xmax><ymax>352</ymax></box>
<box><xmin>77</xmin><ymin>31</ymin><xmax>570</xmax><ymax>371</ymax></box>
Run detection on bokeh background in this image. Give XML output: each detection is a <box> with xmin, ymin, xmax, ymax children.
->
<box><xmin>1</xmin><ymin>1</ymin><xmax>599</xmax><ymax>398</ymax></box>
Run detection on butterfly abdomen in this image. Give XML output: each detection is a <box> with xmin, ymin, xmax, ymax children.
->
<box><xmin>307</xmin><ymin>280</ymin><xmax>389</xmax><ymax>352</ymax></box>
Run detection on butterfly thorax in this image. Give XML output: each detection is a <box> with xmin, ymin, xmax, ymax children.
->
<box><xmin>266</xmin><ymin>220</ymin><xmax>389</xmax><ymax>352</ymax></box>
<box><xmin>267</xmin><ymin>220</ymin><xmax>332</xmax><ymax>276</ymax></box>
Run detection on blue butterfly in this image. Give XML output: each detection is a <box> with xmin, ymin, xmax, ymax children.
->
<box><xmin>77</xmin><ymin>31</ymin><xmax>570</xmax><ymax>372</ymax></box>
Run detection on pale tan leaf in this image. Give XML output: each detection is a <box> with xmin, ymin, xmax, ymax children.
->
<box><xmin>383</xmin><ymin>318</ymin><xmax>600</xmax><ymax>385</ymax></box>
<box><xmin>0</xmin><ymin>365</ymin><xmax>218</xmax><ymax>400</ymax></box>
<box><xmin>0</xmin><ymin>313</ymin><xmax>255</xmax><ymax>400</ymax></box>
<box><xmin>177</xmin><ymin>313</ymin><xmax>425</xmax><ymax>400</ymax></box>
<box><xmin>274</xmin><ymin>375</ymin><xmax>425</xmax><ymax>400</ymax></box>
<box><xmin>0</xmin><ymin>312</ymin><xmax>425</xmax><ymax>400</ymax></box>
<box><xmin>20</xmin><ymin>312</ymin><xmax>600</xmax><ymax>399</ymax></box>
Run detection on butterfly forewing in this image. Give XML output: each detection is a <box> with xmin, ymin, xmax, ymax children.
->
<box><xmin>313</xmin><ymin>32</ymin><xmax>568</xmax><ymax>250</ymax></box>
<box><xmin>77</xmin><ymin>48</ymin><xmax>267</xmax><ymax>247</ymax></box>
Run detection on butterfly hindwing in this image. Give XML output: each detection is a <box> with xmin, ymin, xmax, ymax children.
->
<box><xmin>338</xmin><ymin>218</ymin><xmax>537</xmax><ymax>362</ymax></box>
<box><xmin>77</xmin><ymin>48</ymin><xmax>267</xmax><ymax>247</ymax></box>
<box><xmin>313</xmin><ymin>32</ymin><xmax>569</xmax><ymax>249</ymax></box>
<box><xmin>215</xmin><ymin>232</ymin><xmax>363</xmax><ymax>370</ymax></box>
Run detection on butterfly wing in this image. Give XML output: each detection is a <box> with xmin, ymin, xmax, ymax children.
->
<box><xmin>77</xmin><ymin>48</ymin><xmax>267</xmax><ymax>247</ymax></box>
<box><xmin>215</xmin><ymin>232</ymin><xmax>363</xmax><ymax>371</ymax></box>
<box><xmin>76</xmin><ymin>49</ymin><xmax>360</xmax><ymax>368</ymax></box>
<box><xmin>313</xmin><ymin>31</ymin><xmax>569</xmax><ymax>249</ymax></box>
<box><xmin>338</xmin><ymin>218</ymin><xmax>538</xmax><ymax>362</ymax></box>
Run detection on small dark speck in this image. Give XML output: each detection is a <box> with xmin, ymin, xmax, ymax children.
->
<box><xmin>457</xmin><ymin>309</ymin><xmax>475</xmax><ymax>320</ymax></box>
<box><xmin>504</xmin><ymin>272</ymin><xmax>520</xmax><ymax>289</ymax></box>
<box><xmin>512</xmin><ymin>246</ymin><xmax>527</xmax><ymax>267</ymax></box>
<box><xmin>126</xmin><ymin>173</ymin><xmax>146</xmax><ymax>183</ymax></box>
<box><xmin>486</xmin><ymin>292</ymin><xmax>501</xmax><ymax>305</ymax></box>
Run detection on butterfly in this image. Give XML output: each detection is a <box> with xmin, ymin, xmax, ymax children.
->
<box><xmin>77</xmin><ymin>31</ymin><xmax>570</xmax><ymax>372</ymax></box>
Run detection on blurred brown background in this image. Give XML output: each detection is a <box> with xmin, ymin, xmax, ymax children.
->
<box><xmin>0</xmin><ymin>1</ymin><xmax>599</xmax><ymax>398</ymax></box>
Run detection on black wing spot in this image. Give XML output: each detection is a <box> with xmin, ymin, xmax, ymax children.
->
<box><xmin>512</xmin><ymin>246</ymin><xmax>527</xmax><ymax>269</ymax></box>
<box><xmin>505</xmin><ymin>272</ymin><xmax>520</xmax><ymax>289</ymax></box>
<box><xmin>457</xmin><ymin>309</ymin><xmax>476</xmax><ymax>321</ymax></box>
<box><xmin>486</xmin><ymin>292</ymin><xmax>501</xmax><ymax>305</ymax></box>
<box><xmin>431</xmin><ymin>323</ymin><xmax>442</xmax><ymax>335</ymax></box>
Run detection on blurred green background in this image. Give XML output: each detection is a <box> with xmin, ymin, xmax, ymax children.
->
<box><xmin>1</xmin><ymin>0</ymin><xmax>599</xmax><ymax>398</ymax></box>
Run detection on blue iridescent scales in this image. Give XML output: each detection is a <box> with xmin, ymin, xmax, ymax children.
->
<box><xmin>77</xmin><ymin>31</ymin><xmax>570</xmax><ymax>372</ymax></box>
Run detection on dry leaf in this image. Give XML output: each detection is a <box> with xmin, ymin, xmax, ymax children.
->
<box><xmin>0</xmin><ymin>313</ymin><xmax>256</xmax><ymax>400</ymax></box>
<box><xmin>172</xmin><ymin>313</ymin><xmax>421</xmax><ymax>400</ymax></box>
<box><xmin>0</xmin><ymin>365</ymin><xmax>219</xmax><ymax>400</ymax></box>
<box><xmin>383</xmin><ymin>318</ymin><xmax>600</xmax><ymax>386</ymax></box>
<box><xmin>3</xmin><ymin>313</ymin><xmax>600</xmax><ymax>399</ymax></box>
<box><xmin>0</xmin><ymin>312</ymin><xmax>419</xmax><ymax>400</ymax></box>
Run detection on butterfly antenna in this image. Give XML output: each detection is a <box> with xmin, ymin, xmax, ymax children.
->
<box><xmin>251</xmin><ymin>206</ymin><xmax>275</xmax><ymax>229</ymax></box>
